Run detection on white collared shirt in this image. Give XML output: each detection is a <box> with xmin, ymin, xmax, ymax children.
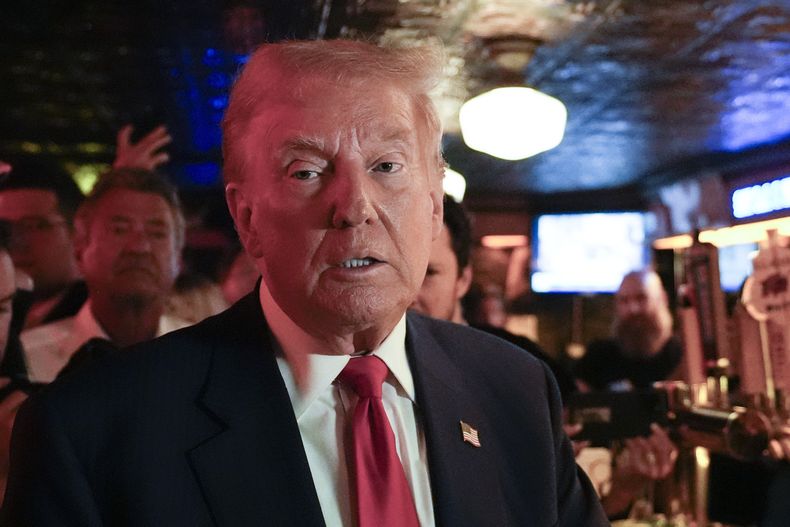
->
<box><xmin>261</xmin><ymin>284</ymin><xmax>436</xmax><ymax>527</ymax></box>
<box><xmin>20</xmin><ymin>301</ymin><xmax>189</xmax><ymax>383</ymax></box>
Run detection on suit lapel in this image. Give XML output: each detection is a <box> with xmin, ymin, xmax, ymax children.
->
<box><xmin>406</xmin><ymin>315</ymin><xmax>511</xmax><ymax>527</ymax></box>
<box><xmin>187</xmin><ymin>293</ymin><xmax>325</xmax><ymax>527</ymax></box>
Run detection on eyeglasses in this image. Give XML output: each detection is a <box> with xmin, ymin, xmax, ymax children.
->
<box><xmin>7</xmin><ymin>216</ymin><xmax>68</xmax><ymax>237</ymax></box>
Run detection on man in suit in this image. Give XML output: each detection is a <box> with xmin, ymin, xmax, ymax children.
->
<box><xmin>2</xmin><ymin>39</ymin><xmax>608</xmax><ymax>526</ymax></box>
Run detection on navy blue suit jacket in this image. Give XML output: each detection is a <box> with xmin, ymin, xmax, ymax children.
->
<box><xmin>1</xmin><ymin>292</ymin><xmax>608</xmax><ymax>526</ymax></box>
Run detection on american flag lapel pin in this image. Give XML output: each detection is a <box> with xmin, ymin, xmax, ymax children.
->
<box><xmin>460</xmin><ymin>421</ymin><xmax>481</xmax><ymax>447</ymax></box>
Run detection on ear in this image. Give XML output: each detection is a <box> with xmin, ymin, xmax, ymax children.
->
<box><xmin>225</xmin><ymin>182</ymin><xmax>264</xmax><ymax>259</ymax></box>
<box><xmin>429</xmin><ymin>189</ymin><xmax>444</xmax><ymax>241</ymax></box>
<box><xmin>455</xmin><ymin>264</ymin><xmax>473</xmax><ymax>300</ymax></box>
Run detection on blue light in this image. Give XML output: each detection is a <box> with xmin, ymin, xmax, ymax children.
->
<box><xmin>184</xmin><ymin>162</ymin><xmax>221</xmax><ymax>186</ymax></box>
<box><xmin>731</xmin><ymin>175</ymin><xmax>790</xmax><ymax>219</ymax></box>
<box><xmin>202</xmin><ymin>48</ymin><xmax>222</xmax><ymax>67</ymax></box>
<box><xmin>210</xmin><ymin>96</ymin><xmax>228</xmax><ymax>110</ymax></box>
<box><xmin>207</xmin><ymin>72</ymin><xmax>230</xmax><ymax>89</ymax></box>
<box><xmin>715</xmin><ymin>60</ymin><xmax>790</xmax><ymax>152</ymax></box>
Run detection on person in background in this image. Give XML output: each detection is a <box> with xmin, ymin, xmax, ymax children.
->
<box><xmin>2</xmin><ymin>39</ymin><xmax>607</xmax><ymax>526</ymax></box>
<box><xmin>20</xmin><ymin>168</ymin><xmax>187</xmax><ymax>383</ymax></box>
<box><xmin>0</xmin><ymin>126</ymin><xmax>171</xmax><ymax>331</ymax></box>
<box><xmin>463</xmin><ymin>283</ymin><xmax>509</xmax><ymax>328</ymax></box>
<box><xmin>0</xmin><ymin>222</ymin><xmax>31</xmax><ymax>503</ymax></box>
<box><xmin>0</xmin><ymin>159</ymin><xmax>86</xmax><ymax>330</ymax></box>
<box><xmin>410</xmin><ymin>195</ymin><xmax>578</xmax><ymax>402</ymax></box>
<box><xmin>575</xmin><ymin>269</ymin><xmax>682</xmax><ymax>391</ymax></box>
<box><xmin>165</xmin><ymin>272</ymin><xmax>228</xmax><ymax>324</ymax></box>
<box><xmin>572</xmin><ymin>269</ymin><xmax>680</xmax><ymax>518</ymax></box>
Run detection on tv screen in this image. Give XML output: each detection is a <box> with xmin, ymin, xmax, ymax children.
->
<box><xmin>718</xmin><ymin>243</ymin><xmax>757</xmax><ymax>293</ymax></box>
<box><xmin>531</xmin><ymin>212</ymin><xmax>650</xmax><ymax>293</ymax></box>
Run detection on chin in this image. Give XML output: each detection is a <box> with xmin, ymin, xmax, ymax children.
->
<box><xmin>315</xmin><ymin>287</ymin><xmax>408</xmax><ymax>329</ymax></box>
<box><xmin>111</xmin><ymin>290</ymin><xmax>161</xmax><ymax>309</ymax></box>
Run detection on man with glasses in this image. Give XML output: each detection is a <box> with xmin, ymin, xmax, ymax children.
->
<box><xmin>0</xmin><ymin>159</ymin><xmax>86</xmax><ymax>330</ymax></box>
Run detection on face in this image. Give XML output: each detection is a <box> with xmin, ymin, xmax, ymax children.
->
<box><xmin>226</xmin><ymin>77</ymin><xmax>443</xmax><ymax>339</ymax></box>
<box><xmin>615</xmin><ymin>275</ymin><xmax>662</xmax><ymax>320</ymax></box>
<box><xmin>614</xmin><ymin>274</ymin><xmax>672</xmax><ymax>356</ymax></box>
<box><xmin>410</xmin><ymin>227</ymin><xmax>471</xmax><ymax>322</ymax></box>
<box><xmin>0</xmin><ymin>189</ymin><xmax>76</xmax><ymax>296</ymax></box>
<box><xmin>0</xmin><ymin>252</ymin><xmax>14</xmax><ymax>358</ymax></box>
<box><xmin>76</xmin><ymin>189</ymin><xmax>180</xmax><ymax>306</ymax></box>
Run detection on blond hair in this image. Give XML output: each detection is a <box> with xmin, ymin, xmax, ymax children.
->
<box><xmin>222</xmin><ymin>39</ymin><xmax>445</xmax><ymax>185</ymax></box>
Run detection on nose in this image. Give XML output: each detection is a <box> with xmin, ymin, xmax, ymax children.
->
<box><xmin>624</xmin><ymin>298</ymin><xmax>646</xmax><ymax>316</ymax></box>
<box><xmin>330</xmin><ymin>168</ymin><xmax>377</xmax><ymax>229</ymax></box>
<box><xmin>124</xmin><ymin>226</ymin><xmax>153</xmax><ymax>252</ymax></box>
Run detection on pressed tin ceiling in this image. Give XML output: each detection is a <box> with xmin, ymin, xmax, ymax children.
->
<box><xmin>1</xmin><ymin>0</ymin><xmax>789</xmax><ymax>211</ymax></box>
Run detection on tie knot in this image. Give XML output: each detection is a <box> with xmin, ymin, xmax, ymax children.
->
<box><xmin>338</xmin><ymin>356</ymin><xmax>388</xmax><ymax>398</ymax></box>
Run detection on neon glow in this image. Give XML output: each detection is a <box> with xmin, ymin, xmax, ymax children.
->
<box><xmin>732</xmin><ymin>175</ymin><xmax>790</xmax><ymax>219</ymax></box>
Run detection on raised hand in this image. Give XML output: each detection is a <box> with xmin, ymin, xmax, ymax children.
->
<box><xmin>113</xmin><ymin>124</ymin><xmax>172</xmax><ymax>171</ymax></box>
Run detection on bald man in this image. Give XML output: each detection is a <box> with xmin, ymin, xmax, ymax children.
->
<box><xmin>575</xmin><ymin>270</ymin><xmax>681</xmax><ymax>391</ymax></box>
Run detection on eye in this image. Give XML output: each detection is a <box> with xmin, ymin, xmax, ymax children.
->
<box><xmin>110</xmin><ymin>223</ymin><xmax>130</xmax><ymax>236</ymax></box>
<box><xmin>373</xmin><ymin>161</ymin><xmax>402</xmax><ymax>174</ymax></box>
<box><xmin>291</xmin><ymin>170</ymin><xmax>320</xmax><ymax>181</ymax></box>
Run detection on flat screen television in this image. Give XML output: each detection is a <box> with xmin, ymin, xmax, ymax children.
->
<box><xmin>718</xmin><ymin>243</ymin><xmax>757</xmax><ymax>293</ymax></box>
<box><xmin>531</xmin><ymin>212</ymin><xmax>650</xmax><ymax>293</ymax></box>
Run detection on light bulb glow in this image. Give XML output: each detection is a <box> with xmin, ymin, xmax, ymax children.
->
<box><xmin>652</xmin><ymin>216</ymin><xmax>790</xmax><ymax>250</ymax></box>
<box><xmin>459</xmin><ymin>87</ymin><xmax>567</xmax><ymax>160</ymax></box>
<box><xmin>443</xmin><ymin>167</ymin><xmax>467</xmax><ymax>202</ymax></box>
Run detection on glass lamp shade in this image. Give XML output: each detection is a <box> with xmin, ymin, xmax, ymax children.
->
<box><xmin>459</xmin><ymin>87</ymin><xmax>567</xmax><ymax>160</ymax></box>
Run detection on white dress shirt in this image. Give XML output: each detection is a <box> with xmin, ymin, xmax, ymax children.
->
<box><xmin>20</xmin><ymin>301</ymin><xmax>189</xmax><ymax>383</ymax></box>
<box><xmin>261</xmin><ymin>284</ymin><xmax>436</xmax><ymax>527</ymax></box>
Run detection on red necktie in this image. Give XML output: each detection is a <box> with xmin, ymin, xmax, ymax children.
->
<box><xmin>338</xmin><ymin>356</ymin><xmax>421</xmax><ymax>527</ymax></box>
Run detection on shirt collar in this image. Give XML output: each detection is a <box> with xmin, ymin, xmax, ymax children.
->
<box><xmin>260</xmin><ymin>283</ymin><xmax>414</xmax><ymax>420</ymax></box>
<box><xmin>72</xmin><ymin>301</ymin><xmax>110</xmax><ymax>341</ymax></box>
<box><xmin>72</xmin><ymin>300</ymin><xmax>184</xmax><ymax>345</ymax></box>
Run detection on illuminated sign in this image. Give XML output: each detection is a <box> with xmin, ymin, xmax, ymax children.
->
<box><xmin>731</xmin><ymin>175</ymin><xmax>790</xmax><ymax>219</ymax></box>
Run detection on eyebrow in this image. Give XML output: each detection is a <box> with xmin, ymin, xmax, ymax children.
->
<box><xmin>108</xmin><ymin>216</ymin><xmax>168</xmax><ymax>227</ymax></box>
<box><xmin>379</xmin><ymin>128</ymin><xmax>413</xmax><ymax>145</ymax></box>
<box><xmin>279</xmin><ymin>137</ymin><xmax>328</xmax><ymax>157</ymax></box>
<box><xmin>279</xmin><ymin>127</ymin><xmax>415</xmax><ymax>153</ymax></box>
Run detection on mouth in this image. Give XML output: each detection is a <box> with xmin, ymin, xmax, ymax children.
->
<box><xmin>115</xmin><ymin>264</ymin><xmax>159</xmax><ymax>277</ymax></box>
<box><xmin>338</xmin><ymin>257</ymin><xmax>381</xmax><ymax>269</ymax></box>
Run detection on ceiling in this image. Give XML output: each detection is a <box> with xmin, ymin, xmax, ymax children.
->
<box><xmin>2</xmin><ymin>0</ymin><xmax>790</xmax><ymax>212</ymax></box>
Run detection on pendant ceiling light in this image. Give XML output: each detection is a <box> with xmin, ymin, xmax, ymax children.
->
<box><xmin>459</xmin><ymin>87</ymin><xmax>567</xmax><ymax>161</ymax></box>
